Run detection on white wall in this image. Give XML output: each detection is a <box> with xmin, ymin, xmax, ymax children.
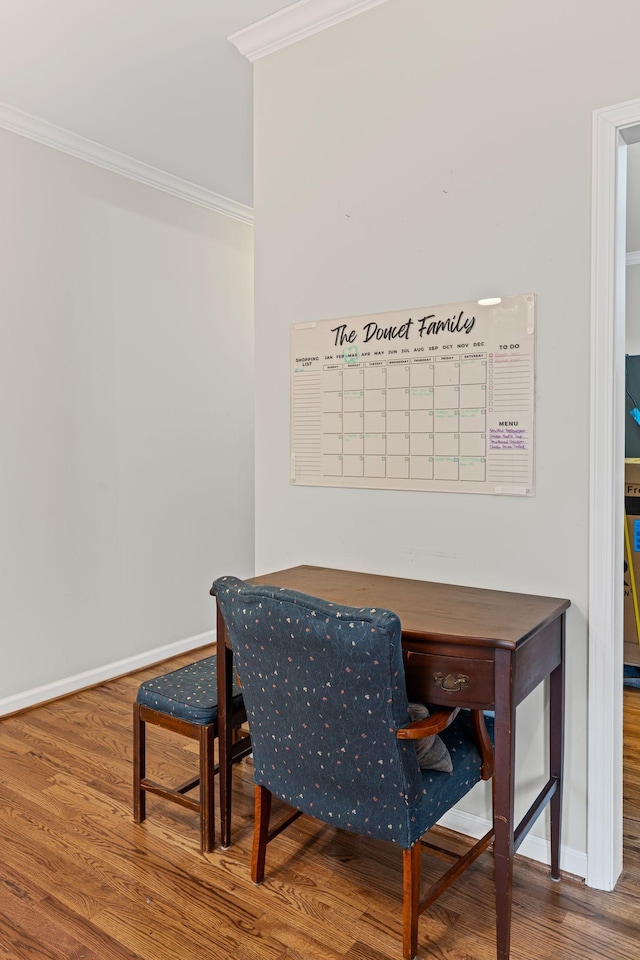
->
<box><xmin>627</xmin><ymin>144</ymin><xmax>640</xmax><ymax>353</ymax></box>
<box><xmin>252</xmin><ymin>0</ymin><xmax>640</xmax><ymax>872</ymax></box>
<box><xmin>627</xmin><ymin>266</ymin><xmax>640</xmax><ymax>354</ymax></box>
<box><xmin>0</xmin><ymin>127</ymin><xmax>254</xmax><ymax>710</ymax></box>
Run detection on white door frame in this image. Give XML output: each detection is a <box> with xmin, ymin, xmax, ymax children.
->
<box><xmin>588</xmin><ymin>98</ymin><xmax>640</xmax><ymax>889</ymax></box>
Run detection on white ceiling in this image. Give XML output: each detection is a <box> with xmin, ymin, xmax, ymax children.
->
<box><xmin>0</xmin><ymin>0</ymin><xmax>294</xmax><ymax>208</ymax></box>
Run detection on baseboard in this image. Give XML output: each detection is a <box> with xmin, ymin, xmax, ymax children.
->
<box><xmin>0</xmin><ymin>629</ymin><xmax>215</xmax><ymax>717</ymax></box>
<box><xmin>438</xmin><ymin>807</ymin><xmax>587</xmax><ymax>880</ymax></box>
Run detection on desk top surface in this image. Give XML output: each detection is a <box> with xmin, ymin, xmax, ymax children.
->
<box><xmin>248</xmin><ymin>565</ymin><xmax>570</xmax><ymax>651</ymax></box>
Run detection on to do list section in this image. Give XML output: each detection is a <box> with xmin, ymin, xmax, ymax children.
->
<box><xmin>291</xmin><ymin>294</ymin><xmax>535</xmax><ymax>496</ymax></box>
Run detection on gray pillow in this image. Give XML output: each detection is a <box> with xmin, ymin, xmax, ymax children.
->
<box><xmin>407</xmin><ymin>702</ymin><xmax>453</xmax><ymax>773</ymax></box>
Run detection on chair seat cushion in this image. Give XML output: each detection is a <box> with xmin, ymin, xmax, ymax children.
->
<box><xmin>407</xmin><ymin>711</ymin><xmax>495</xmax><ymax>845</ymax></box>
<box><xmin>136</xmin><ymin>655</ymin><xmax>243</xmax><ymax>725</ymax></box>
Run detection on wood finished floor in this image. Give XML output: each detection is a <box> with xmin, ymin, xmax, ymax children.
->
<box><xmin>1</xmin><ymin>649</ymin><xmax>640</xmax><ymax>960</ymax></box>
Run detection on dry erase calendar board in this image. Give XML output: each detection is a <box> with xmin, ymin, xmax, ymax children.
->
<box><xmin>290</xmin><ymin>293</ymin><xmax>536</xmax><ymax>496</ymax></box>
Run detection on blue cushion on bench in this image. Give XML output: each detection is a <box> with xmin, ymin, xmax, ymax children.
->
<box><xmin>136</xmin><ymin>655</ymin><xmax>243</xmax><ymax>725</ymax></box>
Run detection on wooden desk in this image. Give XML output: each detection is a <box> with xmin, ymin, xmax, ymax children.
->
<box><xmin>213</xmin><ymin>565</ymin><xmax>570</xmax><ymax>960</ymax></box>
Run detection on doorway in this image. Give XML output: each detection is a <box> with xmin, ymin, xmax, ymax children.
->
<box><xmin>589</xmin><ymin>99</ymin><xmax>640</xmax><ymax>890</ymax></box>
<box><xmin>624</xmin><ymin>148</ymin><xmax>640</xmax><ymax>667</ymax></box>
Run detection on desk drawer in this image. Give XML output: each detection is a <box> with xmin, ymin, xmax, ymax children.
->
<box><xmin>404</xmin><ymin>651</ymin><xmax>494</xmax><ymax>709</ymax></box>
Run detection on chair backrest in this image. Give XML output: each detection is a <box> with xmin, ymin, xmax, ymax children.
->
<box><xmin>214</xmin><ymin>575</ymin><xmax>424</xmax><ymax>844</ymax></box>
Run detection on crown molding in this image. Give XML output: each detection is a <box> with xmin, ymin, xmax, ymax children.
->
<box><xmin>628</xmin><ymin>249</ymin><xmax>640</xmax><ymax>266</ymax></box>
<box><xmin>229</xmin><ymin>0</ymin><xmax>390</xmax><ymax>62</ymax></box>
<box><xmin>0</xmin><ymin>102</ymin><xmax>253</xmax><ymax>225</ymax></box>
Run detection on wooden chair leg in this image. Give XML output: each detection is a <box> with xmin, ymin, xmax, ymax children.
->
<box><xmin>133</xmin><ymin>702</ymin><xmax>146</xmax><ymax>824</ymax></box>
<box><xmin>200</xmin><ymin>723</ymin><xmax>216</xmax><ymax>853</ymax></box>
<box><xmin>402</xmin><ymin>843</ymin><xmax>421</xmax><ymax>960</ymax></box>
<box><xmin>251</xmin><ymin>784</ymin><xmax>272</xmax><ymax>884</ymax></box>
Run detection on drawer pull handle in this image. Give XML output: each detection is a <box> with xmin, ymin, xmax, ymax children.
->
<box><xmin>434</xmin><ymin>672</ymin><xmax>469</xmax><ymax>694</ymax></box>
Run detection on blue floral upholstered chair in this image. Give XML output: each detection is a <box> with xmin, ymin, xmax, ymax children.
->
<box><xmin>133</xmin><ymin>654</ymin><xmax>251</xmax><ymax>852</ymax></box>
<box><xmin>213</xmin><ymin>575</ymin><xmax>495</xmax><ymax>960</ymax></box>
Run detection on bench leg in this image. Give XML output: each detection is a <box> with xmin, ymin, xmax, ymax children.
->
<box><xmin>200</xmin><ymin>723</ymin><xmax>216</xmax><ymax>853</ymax></box>
<box><xmin>133</xmin><ymin>702</ymin><xmax>146</xmax><ymax>824</ymax></box>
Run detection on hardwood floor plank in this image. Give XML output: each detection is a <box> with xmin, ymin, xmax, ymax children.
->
<box><xmin>0</xmin><ymin>863</ymin><xmax>142</xmax><ymax>960</ymax></box>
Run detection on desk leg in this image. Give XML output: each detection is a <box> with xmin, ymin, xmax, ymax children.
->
<box><xmin>216</xmin><ymin>607</ymin><xmax>234</xmax><ymax>849</ymax></box>
<box><xmin>493</xmin><ymin>648</ymin><xmax>516</xmax><ymax>960</ymax></box>
<box><xmin>549</xmin><ymin>613</ymin><xmax>565</xmax><ymax>880</ymax></box>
